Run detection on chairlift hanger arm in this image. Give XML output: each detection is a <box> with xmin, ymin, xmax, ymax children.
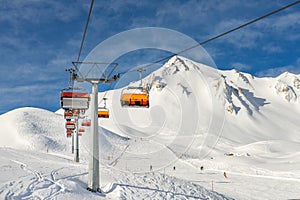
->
<box><xmin>107</xmin><ymin>63</ymin><xmax>119</xmax><ymax>79</ymax></box>
<box><xmin>137</xmin><ymin>68</ymin><xmax>146</xmax><ymax>73</ymax></box>
<box><xmin>83</xmin><ymin>73</ymin><xmax>120</xmax><ymax>83</ymax></box>
<box><xmin>120</xmin><ymin>67</ymin><xmax>147</xmax><ymax>74</ymax></box>
<box><xmin>72</xmin><ymin>61</ymin><xmax>119</xmax><ymax>82</ymax></box>
<box><xmin>60</xmin><ymin>87</ymin><xmax>86</xmax><ymax>92</ymax></box>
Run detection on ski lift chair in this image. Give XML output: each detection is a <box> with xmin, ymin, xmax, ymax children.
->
<box><xmin>60</xmin><ymin>91</ymin><xmax>90</xmax><ymax>110</ymax></box>
<box><xmin>66</xmin><ymin>129</ymin><xmax>73</xmax><ymax>138</ymax></box>
<box><xmin>81</xmin><ymin>119</ymin><xmax>91</xmax><ymax>126</ymax></box>
<box><xmin>64</xmin><ymin>109</ymin><xmax>73</xmax><ymax>121</ymax></box>
<box><xmin>98</xmin><ymin>108</ymin><xmax>109</xmax><ymax>118</ymax></box>
<box><xmin>121</xmin><ymin>87</ymin><xmax>149</xmax><ymax>107</ymax></box>
<box><xmin>98</xmin><ymin>97</ymin><xmax>109</xmax><ymax>118</ymax></box>
<box><xmin>65</xmin><ymin>121</ymin><xmax>76</xmax><ymax>130</ymax></box>
<box><xmin>78</xmin><ymin>128</ymin><xmax>85</xmax><ymax>136</ymax></box>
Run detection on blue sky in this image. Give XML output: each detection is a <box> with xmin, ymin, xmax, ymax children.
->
<box><xmin>0</xmin><ymin>0</ymin><xmax>299</xmax><ymax>114</ymax></box>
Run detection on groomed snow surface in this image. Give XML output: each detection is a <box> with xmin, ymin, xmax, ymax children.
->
<box><xmin>1</xmin><ymin>56</ymin><xmax>300</xmax><ymax>199</ymax></box>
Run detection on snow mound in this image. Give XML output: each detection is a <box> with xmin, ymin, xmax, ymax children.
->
<box><xmin>0</xmin><ymin>107</ymin><xmax>67</xmax><ymax>151</ymax></box>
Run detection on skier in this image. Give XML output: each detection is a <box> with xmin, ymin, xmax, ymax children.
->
<box><xmin>223</xmin><ymin>172</ymin><xmax>228</xmax><ymax>178</ymax></box>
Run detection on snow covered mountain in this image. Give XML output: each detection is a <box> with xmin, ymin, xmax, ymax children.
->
<box><xmin>102</xmin><ymin>56</ymin><xmax>300</xmax><ymax>172</ymax></box>
<box><xmin>1</xmin><ymin>56</ymin><xmax>300</xmax><ymax>199</ymax></box>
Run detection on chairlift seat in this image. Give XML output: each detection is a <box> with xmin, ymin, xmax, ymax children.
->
<box><xmin>66</xmin><ymin>133</ymin><xmax>72</xmax><ymax>138</ymax></box>
<box><xmin>121</xmin><ymin>93</ymin><xmax>149</xmax><ymax>107</ymax></box>
<box><xmin>98</xmin><ymin>109</ymin><xmax>109</xmax><ymax>118</ymax></box>
<box><xmin>66</xmin><ymin>129</ymin><xmax>73</xmax><ymax>137</ymax></box>
<box><xmin>60</xmin><ymin>92</ymin><xmax>90</xmax><ymax>99</ymax></box>
<box><xmin>81</xmin><ymin>119</ymin><xmax>91</xmax><ymax>126</ymax></box>
<box><xmin>65</xmin><ymin>121</ymin><xmax>76</xmax><ymax>130</ymax></box>
<box><xmin>60</xmin><ymin>92</ymin><xmax>90</xmax><ymax>110</ymax></box>
<box><xmin>79</xmin><ymin>128</ymin><xmax>85</xmax><ymax>132</ymax></box>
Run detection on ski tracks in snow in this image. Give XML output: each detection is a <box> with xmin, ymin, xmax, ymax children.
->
<box><xmin>2</xmin><ymin>159</ymin><xmax>65</xmax><ymax>200</ymax></box>
<box><xmin>104</xmin><ymin>172</ymin><xmax>231</xmax><ymax>200</ymax></box>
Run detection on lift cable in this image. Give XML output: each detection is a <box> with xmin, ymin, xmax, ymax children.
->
<box><xmin>121</xmin><ymin>0</ymin><xmax>300</xmax><ymax>74</ymax></box>
<box><xmin>70</xmin><ymin>0</ymin><xmax>108</xmax><ymax>107</ymax></box>
<box><xmin>77</xmin><ymin>0</ymin><xmax>95</xmax><ymax>62</ymax></box>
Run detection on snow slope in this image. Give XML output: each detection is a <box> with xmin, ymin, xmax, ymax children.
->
<box><xmin>0</xmin><ymin>107</ymin><xmax>67</xmax><ymax>151</ymax></box>
<box><xmin>1</xmin><ymin>56</ymin><xmax>300</xmax><ymax>199</ymax></box>
<box><xmin>99</xmin><ymin>56</ymin><xmax>300</xmax><ymax>198</ymax></box>
<box><xmin>0</xmin><ymin>147</ymin><xmax>234</xmax><ymax>200</ymax></box>
<box><xmin>0</xmin><ymin>108</ymin><xmax>228</xmax><ymax>199</ymax></box>
<box><xmin>102</xmin><ymin>56</ymin><xmax>300</xmax><ymax>172</ymax></box>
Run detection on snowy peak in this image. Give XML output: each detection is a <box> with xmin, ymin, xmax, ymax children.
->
<box><xmin>162</xmin><ymin>56</ymin><xmax>191</xmax><ymax>74</ymax></box>
<box><xmin>160</xmin><ymin>55</ymin><xmax>215</xmax><ymax>76</ymax></box>
<box><xmin>215</xmin><ymin>67</ymin><xmax>300</xmax><ymax>115</ymax></box>
<box><xmin>140</xmin><ymin>56</ymin><xmax>300</xmax><ymax>117</ymax></box>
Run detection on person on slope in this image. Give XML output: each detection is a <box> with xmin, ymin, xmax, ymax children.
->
<box><xmin>223</xmin><ymin>172</ymin><xmax>228</xmax><ymax>178</ymax></box>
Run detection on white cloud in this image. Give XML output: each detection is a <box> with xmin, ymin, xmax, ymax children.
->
<box><xmin>254</xmin><ymin>11</ymin><xmax>300</xmax><ymax>41</ymax></box>
<box><xmin>231</xmin><ymin>62</ymin><xmax>252</xmax><ymax>71</ymax></box>
<box><xmin>262</xmin><ymin>12</ymin><xmax>300</xmax><ymax>31</ymax></box>
<box><xmin>213</xmin><ymin>18</ymin><xmax>264</xmax><ymax>48</ymax></box>
<box><xmin>256</xmin><ymin>56</ymin><xmax>300</xmax><ymax>77</ymax></box>
<box><xmin>256</xmin><ymin>65</ymin><xmax>300</xmax><ymax>77</ymax></box>
<box><xmin>0</xmin><ymin>0</ymin><xmax>83</xmax><ymax>24</ymax></box>
<box><xmin>296</xmin><ymin>58</ymin><xmax>300</xmax><ymax>65</ymax></box>
<box><xmin>0</xmin><ymin>83</ymin><xmax>62</xmax><ymax>113</ymax></box>
<box><xmin>261</xmin><ymin>43</ymin><xmax>283</xmax><ymax>53</ymax></box>
<box><xmin>207</xmin><ymin>5</ymin><xmax>300</xmax><ymax>49</ymax></box>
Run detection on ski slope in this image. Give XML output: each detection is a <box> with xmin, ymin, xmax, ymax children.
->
<box><xmin>1</xmin><ymin>56</ymin><xmax>300</xmax><ymax>199</ymax></box>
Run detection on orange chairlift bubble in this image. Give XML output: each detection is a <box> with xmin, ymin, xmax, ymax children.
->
<box><xmin>121</xmin><ymin>91</ymin><xmax>149</xmax><ymax>107</ymax></box>
<box><xmin>64</xmin><ymin>109</ymin><xmax>74</xmax><ymax>121</ymax></box>
<box><xmin>66</xmin><ymin>129</ymin><xmax>73</xmax><ymax>137</ymax></box>
<box><xmin>81</xmin><ymin>119</ymin><xmax>91</xmax><ymax>126</ymax></box>
<box><xmin>60</xmin><ymin>68</ymin><xmax>91</xmax><ymax>111</ymax></box>
<box><xmin>60</xmin><ymin>92</ymin><xmax>90</xmax><ymax>99</ymax></box>
<box><xmin>65</xmin><ymin>121</ymin><xmax>76</xmax><ymax>130</ymax></box>
<box><xmin>120</xmin><ymin>68</ymin><xmax>150</xmax><ymax>108</ymax></box>
<box><xmin>98</xmin><ymin>109</ymin><xmax>109</xmax><ymax>118</ymax></box>
<box><xmin>64</xmin><ymin>111</ymin><xmax>73</xmax><ymax>118</ymax></box>
<box><xmin>76</xmin><ymin>128</ymin><xmax>85</xmax><ymax>136</ymax></box>
<box><xmin>66</xmin><ymin>129</ymin><xmax>73</xmax><ymax>133</ymax></box>
<box><xmin>66</xmin><ymin>133</ymin><xmax>72</xmax><ymax>138</ymax></box>
<box><xmin>79</xmin><ymin>128</ymin><xmax>85</xmax><ymax>133</ymax></box>
<box><xmin>98</xmin><ymin>97</ymin><xmax>109</xmax><ymax>118</ymax></box>
<box><xmin>60</xmin><ymin>91</ymin><xmax>90</xmax><ymax>110</ymax></box>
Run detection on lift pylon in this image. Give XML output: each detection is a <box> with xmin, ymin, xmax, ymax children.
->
<box><xmin>60</xmin><ymin>68</ymin><xmax>91</xmax><ymax>162</ymax></box>
<box><xmin>72</xmin><ymin>61</ymin><xmax>119</xmax><ymax>193</ymax></box>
